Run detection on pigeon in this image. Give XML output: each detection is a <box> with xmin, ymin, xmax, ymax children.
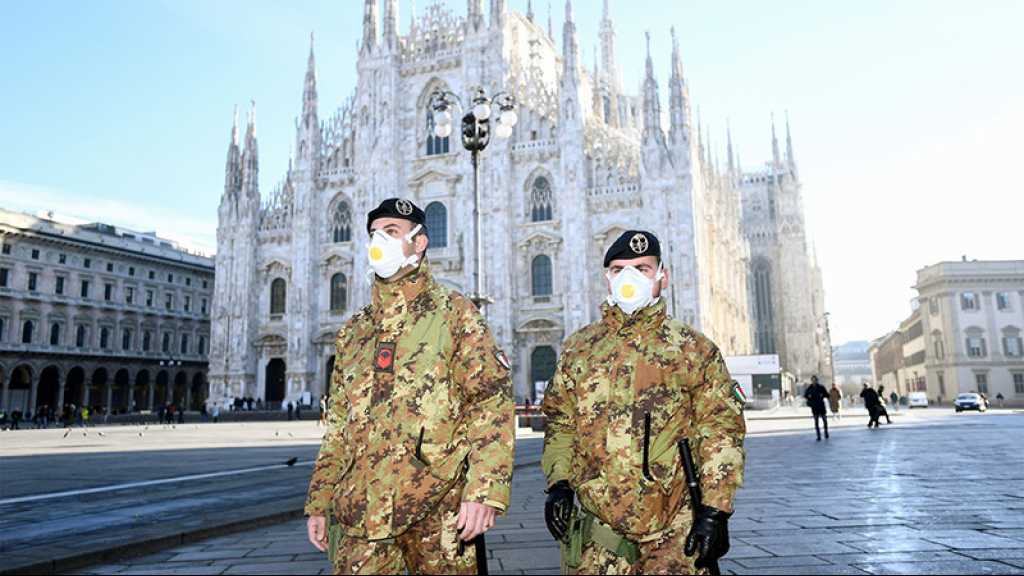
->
<box><xmin>285</xmin><ymin>457</ymin><xmax>298</xmax><ymax>467</ymax></box>
<box><xmin>98</xmin><ymin>432</ymin><xmax>106</xmax><ymax>437</ymax></box>
<box><xmin>63</xmin><ymin>429</ymin><xmax>71</xmax><ymax>438</ymax></box>
<box><xmin>275</xmin><ymin>430</ymin><xmax>280</xmax><ymax>437</ymax></box>
<box><xmin>171</xmin><ymin>425</ymin><xmax>176</xmax><ymax>430</ymax></box>
<box><xmin>287</xmin><ymin>432</ymin><xmax>294</xmax><ymax>438</ymax></box>
<box><xmin>138</xmin><ymin>432</ymin><xmax>144</xmax><ymax>438</ymax></box>
<box><xmin>143</xmin><ymin>425</ymin><xmax>149</xmax><ymax>431</ymax></box>
<box><xmin>82</xmin><ymin>432</ymin><xmax>88</xmax><ymax>437</ymax></box>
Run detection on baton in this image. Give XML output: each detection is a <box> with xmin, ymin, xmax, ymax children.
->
<box><xmin>679</xmin><ymin>438</ymin><xmax>721</xmax><ymax>576</ymax></box>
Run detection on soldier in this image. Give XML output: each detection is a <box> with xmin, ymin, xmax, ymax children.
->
<box><xmin>541</xmin><ymin>230</ymin><xmax>746</xmax><ymax>575</ymax></box>
<box><xmin>305</xmin><ymin>198</ymin><xmax>515</xmax><ymax>574</ymax></box>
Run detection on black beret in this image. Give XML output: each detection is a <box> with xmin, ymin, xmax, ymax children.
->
<box><xmin>603</xmin><ymin>230</ymin><xmax>661</xmax><ymax>267</ymax></box>
<box><xmin>366</xmin><ymin>198</ymin><xmax>426</xmax><ymax>234</ymax></box>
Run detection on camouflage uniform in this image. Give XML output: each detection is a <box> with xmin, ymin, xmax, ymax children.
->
<box><xmin>306</xmin><ymin>263</ymin><xmax>515</xmax><ymax>574</ymax></box>
<box><xmin>542</xmin><ymin>299</ymin><xmax>746</xmax><ymax>575</ymax></box>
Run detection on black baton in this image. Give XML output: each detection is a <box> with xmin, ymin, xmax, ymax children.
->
<box><xmin>474</xmin><ymin>533</ymin><xmax>489</xmax><ymax>575</ymax></box>
<box><xmin>679</xmin><ymin>438</ymin><xmax>721</xmax><ymax>576</ymax></box>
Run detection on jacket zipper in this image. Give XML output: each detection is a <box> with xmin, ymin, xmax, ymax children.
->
<box><xmin>642</xmin><ymin>411</ymin><xmax>654</xmax><ymax>481</ymax></box>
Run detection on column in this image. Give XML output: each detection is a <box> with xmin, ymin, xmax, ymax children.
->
<box><xmin>105</xmin><ymin>381</ymin><xmax>113</xmax><ymax>414</ymax></box>
<box><xmin>56</xmin><ymin>375</ymin><xmax>65</xmax><ymax>410</ymax></box>
<box><xmin>147</xmin><ymin>380</ymin><xmax>155</xmax><ymax>411</ymax></box>
<box><xmin>82</xmin><ymin>378</ymin><xmax>91</xmax><ymax>408</ymax></box>
<box><xmin>127</xmin><ymin>380</ymin><xmax>135</xmax><ymax>412</ymax></box>
<box><xmin>185</xmin><ymin>376</ymin><xmax>192</xmax><ymax>412</ymax></box>
<box><xmin>1</xmin><ymin>371</ymin><xmax>10</xmax><ymax>411</ymax></box>
<box><xmin>29</xmin><ymin>370</ymin><xmax>39</xmax><ymax>414</ymax></box>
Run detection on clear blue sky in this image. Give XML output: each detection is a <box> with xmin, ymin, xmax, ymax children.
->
<box><xmin>2</xmin><ymin>0</ymin><xmax>1022</xmax><ymax>344</ymax></box>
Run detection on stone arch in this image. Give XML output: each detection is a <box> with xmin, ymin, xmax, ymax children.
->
<box><xmin>270</xmin><ymin>277</ymin><xmax>287</xmax><ymax>315</ymax></box>
<box><xmin>327</xmin><ymin>192</ymin><xmax>354</xmax><ymax>243</ymax></box>
<box><xmin>90</xmin><ymin>367</ymin><xmax>109</xmax><ymax>411</ymax></box>
<box><xmin>134</xmin><ymin>369</ymin><xmax>151</xmax><ymax>411</ymax></box>
<box><xmin>8</xmin><ymin>364</ymin><xmax>33</xmax><ymax>412</ymax></box>
<box><xmin>38</xmin><ymin>365</ymin><xmax>61</xmax><ymax>411</ymax></box>
<box><xmin>265</xmin><ymin>358</ymin><xmax>287</xmax><ymax>408</ymax></box>
<box><xmin>524</xmin><ymin>168</ymin><xmax>555</xmax><ymax>222</ymax></box>
<box><xmin>173</xmin><ymin>371</ymin><xmax>188</xmax><ymax>407</ymax></box>
<box><xmin>114</xmin><ymin>369</ymin><xmax>131</xmax><ymax>412</ymax></box>
<box><xmin>529</xmin><ymin>346</ymin><xmax>558</xmax><ymax>402</ymax></box>
<box><xmin>190</xmin><ymin>372</ymin><xmax>207</xmax><ymax>411</ymax></box>
<box><xmin>65</xmin><ymin>366</ymin><xmax>86</xmax><ymax>408</ymax></box>
<box><xmin>155</xmin><ymin>370</ymin><xmax>170</xmax><ymax>406</ymax></box>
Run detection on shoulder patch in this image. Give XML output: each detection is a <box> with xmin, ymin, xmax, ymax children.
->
<box><xmin>732</xmin><ymin>381</ymin><xmax>748</xmax><ymax>406</ymax></box>
<box><xmin>494</xmin><ymin>349</ymin><xmax>510</xmax><ymax>370</ymax></box>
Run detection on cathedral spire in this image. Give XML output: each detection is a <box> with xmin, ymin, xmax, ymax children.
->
<box><xmin>224</xmin><ymin>106</ymin><xmax>242</xmax><ymax>197</ymax></box>
<box><xmin>491</xmin><ymin>0</ymin><xmax>506</xmax><ymax>28</ymax></box>
<box><xmin>548</xmin><ymin>1</ymin><xmax>553</xmax><ymax>39</ymax></box>
<box><xmin>241</xmin><ymin>100</ymin><xmax>259</xmax><ymax>201</ymax></box>
<box><xmin>384</xmin><ymin>0</ymin><xmax>399</xmax><ymax>46</ymax></box>
<box><xmin>591</xmin><ymin>46</ymin><xmax>603</xmax><ymax>122</ymax></box>
<box><xmin>667</xmin><ymin>26</ymin><xmax>690</xmax><ymax>147</ymax></box>
<box><xmin>771</xmin><ymin>113</ymin><xmax>781</xmax><ymax>167</ymax></box>
<box><xmin>599</xmin><ymin>0</ymin><xmax>620</xmax><ymax>126</ymax></box>
<box><xmin>641</xmin><ymin>31</ymin><xmax>664</xmax><ymax>146</ymax></box>
<box><xmin>467</xmin><ymin>0</ymin><xmax>483</xmax><ymax>32</ymax></box>
<box><xmin>560</xmin><ymin>0</ymin><xmax>583</xmax><ymax>125</ymax></box>
<box><xmin>727</xmin><ymin>121</ymin><xmax>735</xmax><ymax>175</ymax></box>
<box><xmin>527</xmin><ymin>0</ymin><xmax>534</xmax><ymax>22</ymax></box>
<box><xmin>302</xmin><ymin>32</ymin><xmax>318</xmax><ymax>119</ymax></box>
<box><xmin>362</xmin><ymin>0</ymin><xmax>378</xmax><ymax>54</ymax></box>
<box><xmin>785</xmin><ymin>111</ymin><xmax>797</xmax><ymax>176</ymax></box>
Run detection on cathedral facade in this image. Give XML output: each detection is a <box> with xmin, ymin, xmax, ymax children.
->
<box><xmin>209</xmin><ymin>0</ymin><xmax>825</xmax><ymax>407</ymax></box>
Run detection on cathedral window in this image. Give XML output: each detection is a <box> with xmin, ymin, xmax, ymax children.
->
<box><xmin>270</xmin><ymin>278</ymin><xmax>286</xmax><ymax>315</ymax></box>
<box><xmin>531</xmin><ymin>255</ymin><xmax>553</xmax><ymax>297</ymax></box>
<box><xmin>425</xmin><ymin>202</ymin><xmax>448</xmax><ymax>249</ymax></box>
<box><xmin>753</xmin><ymin>261</ymin><xmax>776</xmax><ymax>355</ymax></box>
<box><xmin>425</xmin><ymin>107</ymin><xmax>450</xmax><ymax>156</ymax></box>
<box><xmin>330</xmin><ymin>273</ymin><xmax>348</xmax><ymax>313</ymax></box>
<box><xmin>332</xmin><ymin>201</ymin><xmax>353</xmax><ymax>243</ymax></box>
<box><xmin>529</xmin><ymin>176</ymin><xmax>554</xmax><ymax>222</ymax></box>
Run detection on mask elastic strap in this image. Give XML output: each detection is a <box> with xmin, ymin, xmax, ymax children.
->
<box><xmin>403</xmin><ymin>224</ymin><xmax>423</xmax><ymax>244</ymax></box>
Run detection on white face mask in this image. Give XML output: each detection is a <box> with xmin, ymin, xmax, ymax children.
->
<box><xmin>606</xmin><ymin>264</ymin><xmax>663</xmax><ymax>315</ymax></box>
<box><xmin>368</xmin><ymin>224</ymin><xmax>422</xmax><ymax>279</ymax></box>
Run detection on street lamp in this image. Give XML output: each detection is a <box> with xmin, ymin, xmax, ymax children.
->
<box><xmin>429</xmin><ymin>87</ymin><xmax>518</xmax><ymax>309</ymax></box>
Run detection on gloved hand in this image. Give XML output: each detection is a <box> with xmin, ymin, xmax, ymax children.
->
<box><xmin>685</xmin><ymin>506</ymin><xmax>731</xmax><ymax>569</ymax></box>
<box><xmin>544</xmin><ymin>480</ymin><xmax>575</xmax><ymax>542</ymax></box>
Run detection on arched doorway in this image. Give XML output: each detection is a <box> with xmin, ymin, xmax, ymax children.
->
<box><xmin>155</xmin><ymin>370</ymin><xmax>169</xmax><ymax>407</ymax></box>
<box><xmin>90</xmin><ymin>368</ymin><xmax>108</xmax><ymax>412</ymax></box>
<box><xmin>265</xmin><ymin>358</ymin><xmax>286</xmax><ymax>408</ymax></box>
<box><xmin>38</xmin><ymin>366</ymin><xmax>61</xmax><ymax>412</ymax></box>
<box><xmin>530</xmin><ymin>346</ymin><xmax>558</xmax><ymax>403</ymax></box>
<box><xmin>8</xmin><ymin>365</ymin><xmax>33</xmax><ymax>413</ymax></box>
<box><xmin>173</xmin><ymin>371</ymin><xmax>188</xmax><ymax>407</ymax></box>
<box><xmin>134</xmin><ymin>370</ymin><xmax>150</xmax><ymax>411</ymax></box>
<box><xmin>190</xmin><ymin>372</ymin><xmax>207</xmax><ymax>411</ymax></box>
<box><xmin>325</xmin><ymin>356</ymin><xmax>335</xmax><ymax>399</ymax></box>
<box><xmin>113</xmin><ymin>369</ymin><xmax>131</xmax><ymax>413</ymax></box>
<box><xmin>65</xmin><ymin>367</ymin><xmax>86</xmax><ymax>409</ymax></box>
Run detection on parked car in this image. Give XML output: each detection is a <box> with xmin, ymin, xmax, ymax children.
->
<box><xmin>954</xmin><ymin>393</ymin><xmax>987</xmax><ymax>413</ymax></box>
<box><xmin>908</xmin><ymin>392</ymin><xmax>929</xmax><ymax>408</ymax></box>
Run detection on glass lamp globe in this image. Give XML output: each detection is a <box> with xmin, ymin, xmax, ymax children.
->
<box><xmin>495</xmin><ymin>122</ymin><xmax>514</xmax><ymax>139</ymax></box>
<box><xmin>472</xmin><ymin>101</ymin><xmax>492</xmax><ymax>121</ymax></box>
<box><xmin>433</xmin><ymin>109</ymin><xmax>452</xmax><ymax>128</ymax></box>
<box><xmin>498</xmin><ymin>109</ymin><xmax>518</xmax><ymax>128</ymax></box>
<box><xmin>435</xmin><ymin>122</ymin><xmax>453</xmax><ymax>138</ymax></box>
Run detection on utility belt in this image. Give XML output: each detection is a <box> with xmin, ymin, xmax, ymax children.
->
<box><xmin>561</xmin><ymin>507</ymin><xmax>640</xmax><ymax>572</ymax></box>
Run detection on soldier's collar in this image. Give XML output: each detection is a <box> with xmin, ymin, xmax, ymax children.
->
<box><xmin>602</xmin><ymin>298</ymin><xmax>667</xmax><ymax>329</ymax></box>
<box><xmin>372</xmin><ymin>259</ymin><xmax>432</xmax><ymax>308</ymax></box>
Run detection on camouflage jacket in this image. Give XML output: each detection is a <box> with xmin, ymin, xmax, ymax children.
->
<box><xmin>541</xmin><ymin>299</ymin><xmax>745</xmax><ymax>539</ymax></box>
<box><xmin>305</xmin><ymin>264</ymin><xmax>515</xmax><ymax>540</ymax></box>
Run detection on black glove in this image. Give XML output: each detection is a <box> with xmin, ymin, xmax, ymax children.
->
<box><xmin>544</xmin><ymin>480</ymin><xmax>575</xmax><ymax>542</ymax></box>
<box><xmin>685</xmin><ymin>506</ymin><xmax>731</xmax><ymax>569</ymax></box>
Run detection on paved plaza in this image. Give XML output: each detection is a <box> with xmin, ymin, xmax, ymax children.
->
<box><xmin>46</xmin><ymin>409</ymin><xmax>1024</xmax><ymax>575</ymax></box>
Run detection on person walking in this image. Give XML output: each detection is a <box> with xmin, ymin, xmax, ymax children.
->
<box><xmin>889</xmin><ymin>390</ymin><xmax>900</xmax><ymax>413</ymax></box>
<box><xmin>287</xmin><ymin>401</ymin><xmax>294</xmax><ymax>421</ymax></box>
<box><xmin>829</xmin><ymin>383</ymin><xmax>843</xmax><ymax>421</ymax></box>
<box><xmin>804</xmin><ymin>376</ymin><xmax>830</xmax><ymax>441</ymax></box>
<box><xmin>877</xmin><ymin>386</ymin><xmax>893</xmax><ymax>424</ymax></box>
<box><xmin>542</xmin><ymin>230</ymin><xmax>745</xmax><ymax>574</ymax></box>
<box><xmin>305</xmin><ymin>198</ymin><xmax>515</xmax><ymax>574</ymax></box>
<box><xmin>860</xmin><ymin>383</ymin><xmax>882</xmax><ymax>428</ymax></box>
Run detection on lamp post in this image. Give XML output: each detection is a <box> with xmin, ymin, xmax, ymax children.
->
<box><xmin>822</xmin><ymin>312</ymin><xmax>836</xmax><ymax>387</ymax></box>
<box><xmin>429</xmin><ymin>87</ymin><xmax>518</xmax><ymax>310</ymax></box>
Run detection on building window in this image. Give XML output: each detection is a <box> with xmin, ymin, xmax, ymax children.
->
<box><xmin>530</xmin><ymin>176</ymin><xmax>554</xmax><ymax>222</ymax></box>
<box><xmin>425</xmin><ymin>202</ymin><xmax>448</xmax><ymax>249</ymax></box>
<box><xmin>531</xmin><ymin>255</ymin><xmax>553</xmax><ymax>296</ymax></box>
<box><xmin>185</xmin><ymin>277</ymin><xmax>191</xmax><ymax>287</ymax></box>
<box><xmin>148</xmin><ymin>270</ymin><xmax>155</xmax><ymax>280</ymax></box>
<box><xmin>753</xmin><ymin>261</ymin><xmax>777</xmax><ymax>355</ymax></box>
<box><xmin>961</xmin><ymin>292</ymin><xmax>979</xmax><ymax>311</ymax></box>
<box><xmin>330</xmin><ymin>273</ymin><xmax>348</xmax><ymax>313</ymax></box>
<box><xmin>929</xmin><ymin>297</ymin><xmax>939</xmax><ymax>315</ymax></box>
<box><xmin>933</xmin><ymin>338</ymin><xmax>945</xmax><ymax>360</ymax></box>
<box><xmin>165</xmin><ymin>293</ymin><xmax>174</xmax><ymax>311</ymax></box>
<box><xmin>0</xmin><ymin>317</ymin><xmax>4</xmax><ymax>341</ymax></box>
<box><xmin>1004</xmin><ymin>335</ymin><xmax>1023</xmax><ymax>358</ymax></box>
<box><xmin>143</xmin><ymin>331</ymin><xmax>151</xmax><ymax>352</ymax></box>
<box><xmin>203</xmin><ymin>280</ymin><xmax>208</xmax><ymax>289</ymax></box>
<box><xmin>425</xmin><ymin>107</ymin><xmax>450</xmax><ymax>156</ymax></box>
<box><xmin>184</xmin><ymin>295</ymin><xmax>191</xmax><ymax>312</ymax></box>
<box><xmin>28</xmin><ymin>272</ymin><xmax>38</xmax><ymax>291</ymax></box>
<box><xmin>122</xmin><ymin>329</ymin><xmax>132</xmax><ymax>351</ymax></box>
<box><xmin>126</xmin><ymin>286</ymin><xmax>134</xmax><ymax>304</ymax></box>
<box><xmin>966</xmin><ymin>336</ymin><xmax>987</xmax><ymax>358</ymax></box>
<box><xmin>50</xmin><ymin>323</ymin><xmax>60</xmax><ymax>346</ymax></box>
<box><xmin>167</xmin><ymin>273</ymin><xmax>173</xmax><ymax>283</ymax></box>
<box><xmin>76</xmin><ymin>325</ymin><xmax>87</xmax><ymax>347</ymax></box>
<box><xmin>56</xmin><ymin>276</ymin><xmax>65</xmax><ymax>295</ymax></box>
<box><xmin>201</xmin><ymin>298</ymin><xmax>207</xmax><ymax>315</ymax></box>
<box><xmin>937</xmin><ymin>371</ymin><xmax>946</xmax><ymax>397</ymax></box>
<box><xmin>270</xmin><ymin>278</ymin><xmax>286</xmax><ymax>315</ymax></box>
<box><xmin>1</xmin><ymin>244</ymin><xmax>9</xmax><ymax>255</ymax></box>
<box><xmin>59</xmin><ymin>253</ymin><xmax>66</xmax><ymax>264</ymax></box>
<box><xmin>129</xmin><ymin>266</ymin><xmax>135</xmax><ymax>276</ymax></box>
<box><xmin>100</xmin><ymin>327</ymin><xmax>110</xmax><ymax>349</ymax></box>
<box><xmin>974</xmin><ymin>372</ymin><xmax>988</xmax><ymax>394</ymax></box>
<box><xmin>84</xmin><ymin>258</ymin><xmax>91</xmax><ymax>268</ymax></box>
<box><xmin>31</xmin><ymin>248</ymin><xmax>39</xmax><ymax>260</ymax></box>
<box><xmin>331</xmin><ymin>201</ymin><xmax>353</xmax><ymax>243</ymax></box>
<box><xmin>1014</xmin><ymin>373</ymin><xmax>1024</xmax><ymax>395</ymax></box>
<box><xmin>997</xmin><ymin>292</ymin><xmax>1011</xmax><ymax>311</ymax></box>
<box><xmin>198</xmin><ymin>336</ymin><xmax>206</xmax><ymax>355</ymax></box>
<box><xmin>180</xmin><ymin>334</ymin><xmax>189</xmax><ymax>355</ymax></box>
<box><xmin>81</xmin><ymin>280</ymin><xmax>90</xmax><ymax>298</ymax></box>
<box><xmin>104</xmin><ymin>283</ymin><xmax>113</xmax><ymax>301</ymax></box>
<box><xmin>0</xmin><ymin>268</ymin><xmax>8</xmax><ymax>287</ymax></box>
<box><xmin>146</xmin><ymin>290</ymin><xmax>154</xmax><ymax>306</ymax></box>
<box><xmin>162</xmin><ymin>332</ymin><xmax>171</xmax><ymax>353</ymax></box>
<box><xmin>106</xmin><ymin>262</ymin><xmax>114</xmax><ymax>272</ymax></box>
<box><xmin>22</xmin><ymin>320</ymin><xmax>34</xmax><ymax>344</ymax></box>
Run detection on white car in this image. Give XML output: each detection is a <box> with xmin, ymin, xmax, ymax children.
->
<box><xmin>954</xmin><ymin>393</ymin><xmax>987</xmax><ymax>413</ymax></box>
<box><xmin>908</xmin><ymin>392</ymin><xmax>929</xmax><ymax>408</ymax></box>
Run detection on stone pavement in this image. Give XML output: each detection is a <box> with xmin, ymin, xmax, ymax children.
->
<box><xmin>73</xmin><ymin>411</ymin><xmax>1024</xmax><ymax>575</ymax></box>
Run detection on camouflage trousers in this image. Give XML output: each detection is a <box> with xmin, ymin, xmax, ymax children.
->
<box><xmin>572</xmin><ymin>511</ymin><xmax>708</xmax><ymax>575</ymax></box>
<box><xmin>328</xmin><ymin>484</ymin><xmax>477</xmax><ymax>575</ymax></box>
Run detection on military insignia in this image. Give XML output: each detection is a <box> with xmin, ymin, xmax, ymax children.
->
<box><xmin>494</xmin><ymin>349</ymin><xmax>510</xmax><ymax>370</ymax></box>
<box><xmin>629</xmin><ymin>233</ymin><xmax>649</xmax><ymax>254</ymax></box>
<box><xmin>732</xmin><ymin>381</ymin><xmax>748</xmax><ymax>406</ymax></box>
<box><xmin>374</xmin><ymin>342</ymin><xmax>396</xmax><ymax>372</ymax></box>
<box><xmin>395</xmin><ymin>199</ymin><xmax>414</xmax><ymax>216</ymax></box>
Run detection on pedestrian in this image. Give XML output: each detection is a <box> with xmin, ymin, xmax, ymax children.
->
<box><xmin>10</xmin><ymin>409</ymin><xmax>22</xmax><ymax>430</ymax></box>
<box><xmin>804</xmin><ymin>375</ymin><xmax>830</xmax><ymax>441</ymax></box>
<box><xmin>877</xmin><ymin>386</ymin><xmax>893</xmax><ymax>424</ymax></box>
<box><xmin>177</xmin><ymin>406</ymin><xmax>185</xmax><ymax>424</ymax></box>
<box><xmin>287</xmin><ymin>401</ymin><xmax>294</xmax><ymax>421</ymax></box>
<box><xmin>0</xmin><ymin>410</ymin><xmax>8</xmax><ymax>431</ymax></box>
<box><xmin>860</xmin><ymin>383</ymin><xmax>882</xmax><ymax>428</ymax></box>
<box><xmin>212</xmin><ymin>403</ymin><xmax>220</xmax><ymax>424</ymax></box>
<box><xmin>890</xmin><ymin>390</ymin><xmax>899</xmax><ymax>412</ymax></box>
<box><xmin>295</xmin><ymin>401</ymin><xmax>302</xmax><ymax>420</ymax></box>
<box><xmin>81</xmin><ymin>406</ymin><xmax>90</xmax><ymax>428</ymax></box>
<box><xmin>542</xmin><ymin>230</ymin><xmax>744</xmax><ymax>574</ymax></box>
<box><xmin>829</xmin><ymin>383</ymin><xmax>843</xmax><ymax>421</ymax></box>
<box><xmin>997</xmin><ymin>392</ymin><xmax>1005</xmax><ymax>408</ymax></box>
<box><xmin>306</xmin><ymin>198</ymin><xmax>515</xmax><ymax>574</ymax></box>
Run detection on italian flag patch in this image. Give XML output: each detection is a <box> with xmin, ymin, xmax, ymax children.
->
<box><xmin>732</xmin><ymin>382</ymin><xmax>747</xmax><ymax>405</ymax></box>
